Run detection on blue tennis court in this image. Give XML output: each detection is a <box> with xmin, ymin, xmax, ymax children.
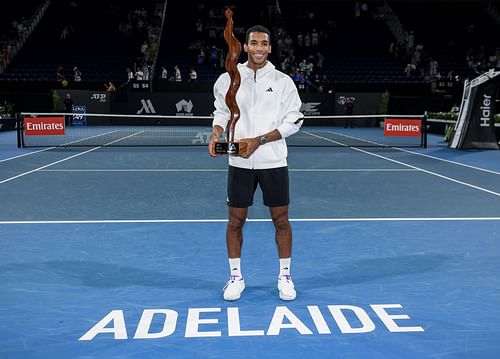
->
<box><xmin>1</xmin><ymin>129</ymin><xmax>500</xmax><ymax>358</ymax></box>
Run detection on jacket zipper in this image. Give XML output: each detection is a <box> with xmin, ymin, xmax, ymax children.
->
<box><xmin>250</xmin><ymin>70</ymin><xmax>257</xmax><ymax>168</ymax></box>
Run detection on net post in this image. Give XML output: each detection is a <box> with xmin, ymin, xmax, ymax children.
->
<box><xmin>422</xmin><ymin>112</ymin><xmax>428</xmax><ymax>148</ymax></box>
<box><xmin>16</xmin><ymin>113</ymin><xmax>23</xmax><ymax>148</ymax></box>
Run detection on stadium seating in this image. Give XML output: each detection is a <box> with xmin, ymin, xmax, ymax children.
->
<box><xmin>0</xmin><ymin>0</ymin><xmax>498</xmax><ymax>93</ymax></box>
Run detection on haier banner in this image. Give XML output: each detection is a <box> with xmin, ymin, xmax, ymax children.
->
<box><xmin>450</xmin><ymin>71</ymin><xmax>499</xmax><ymax>150</ymax></box>
<box><xmin>461</xmin><ymin>82</ymin><xmax>498</xmax><ymax>149</ymax></box>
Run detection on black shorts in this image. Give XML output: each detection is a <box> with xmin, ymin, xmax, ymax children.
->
<box><xmin>227</xmin><ymin>166</ymin><xmax>289</xmax><ymax>208</ymax></box>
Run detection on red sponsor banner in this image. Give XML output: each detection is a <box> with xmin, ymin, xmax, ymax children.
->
<box><xmin>384</xmin><ymin>118</ymin><xmax>421</xmax><ymax>137</ymax></box>
<box><xmin>24</xmin><ymin>117</ymin><xmax>65</xmax><ymax>136</ymax></box>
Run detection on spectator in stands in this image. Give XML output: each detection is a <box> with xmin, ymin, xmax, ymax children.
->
<box><xmin>406</xmin><ymin>30</ymin><xmax>415</xmax><ymax>56</ymax></box>
<box><xmin>316</xmin><ymin>51</ymin><xmax>324</xmax><ymax>71</ymax></box>
<box><xmin>291</xmin><ymin>71</ymin><xmax>306</xmax><ymax>92</ymax></box>
<box><xmin>135</xmin><ymin>68</ymin><xmax>144</xmax><ymax>81</ymax></box>
<box><xmin>296</xmin><ymin>32</ymin><xmax>303</xmax><ymax>47</ymax></box>
<box><xmin>60</xmin><ymin>26</ymin><xmax>70</xmax><ymax>40</ymax></box>
<box><xmin>1</xmin><ymin>45</ymin><xmax>9</xmax><ymax>68</ymax></box>
<box><xmin>188</xmin><ymin>67</ymin><xmax>198</xmax><ymax>83</ymax></box>
<box><xmin>321</xmin><ymin>74</ymin><xmax>332</xmax><ymax>93</ymax></box>
<box><xmin>160</xmin><ymin>66</ymin><xmax>168</xmax><ymax>79</ymax></box>
<box><xmin>127</xmin><ymin>68</ymin><xmax>134</xmax><ymax>82</ymax></box>
<box><xmin>304</xmin><ymin>32</ymin><xmax>311</xmax><ymax>47</ymax></box>
<box><xmin>429</xmin><ymin>58</ymin><xmax>438</xmax><ymax>77</ymax></box>
<box><xmin>195</xmin><ymin>18</ymin><xmax>203</xmax><ymax>33</ymax></box>
<box><xmin>73</xmin><ymin>66</ymin><xmax>82</xmax><ymax>82</ymax></box>
<box><xmin>404</xmin><ymin>63</ymin><xmax>416</xmax><ymax>77</ymax></box>
<box><xmin>56</xmin><ymin>65</ymin><xmax>65</xmax><ymax>82</ymax></box>
<box><xmin>354</xmin><ymin>1</ymin><xmax>361</xmax><ymax>18</ymax></box>
<box><xmin>197</xmin><ymin>48</ymin><xmax>206</xmax><ymax>66</ymax></box>
<box><xmin>209</xmin><ymin>46</ymin><xmax>218</xmax><ymax>67</ymax></box>
<box><xmin>209</xmin><ymin>24</ymin><xmax>303</xmax><ymax>302</ymax></box>
<box><xmin>63</xmin><ymin>93</ymin><xmax>74</xmax><ymax>126</ymax></box>
<box><xmin>104</xmin><ymin>81</ymin><xmax>116</xmax><ymax>92</ymax></box>
<box><xmin>311</xmin><ymin>74</ymin><xmax>323</xmax><ymax>92</ymax></box>
<box><xmin>142</xmin><ymin>64</ymin><xmax>150</xmax><ymax>81</ymax></box>
<box><xmin>311</xmin><ymin>29</ymin><xmax>319</xmax><ymax>47</ymax></box>
<box><xmin>140</xmin><ymin>40</ymin><xmax>148</xmax><ymax>57</ymax></box>
<box><xmin>174</xmin><ymin>65</ymin><xmax>182</xmax><ymax>82</ymax></box>
<box><xmin>344</xmin><ymin>98</ymin><xmax>354</xmax><ymax>128</ymax></box>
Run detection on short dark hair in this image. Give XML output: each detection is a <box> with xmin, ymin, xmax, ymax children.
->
<box><xmin>245</xmin><ymin>25</ymin><xmax>271</xmax><ymax>43</ymax></box>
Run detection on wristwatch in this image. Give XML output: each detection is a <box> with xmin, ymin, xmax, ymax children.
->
<box><xmin>259</xmin><ymin>136</ymin><xmax>267</xmax><ymax>145</ymax></box>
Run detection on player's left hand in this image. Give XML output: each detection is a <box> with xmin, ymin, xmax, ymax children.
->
<box><xmin>238</xmin><ymin>137</ymin><xmax>260</xmax><ymax>158</ymax></box>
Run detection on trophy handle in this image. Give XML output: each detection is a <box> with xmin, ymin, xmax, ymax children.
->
<box><xmin>223</xmin><ymin>8</ymin><xmax>241</xmax><ymax>143</ymax></box>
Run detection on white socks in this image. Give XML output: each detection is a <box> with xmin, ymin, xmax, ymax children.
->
<box><xmin>279</xmin><ymin>258</ymin><xmax>291</xmax><ymax>278</ymax></box>
<box><xmin>229</xmin><ymin>258</ymin><xmax>242</xmax><ymax>278</ymax></box>
<box><xmin>229</xmin><ymin>257</ymin><xmax>291</xmax><ymax>279</ymax></box>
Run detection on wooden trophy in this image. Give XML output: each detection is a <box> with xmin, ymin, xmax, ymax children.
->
<box><xmin>214</xmin><ymin>8</ymin><xmax>246</xmax><ymax>155</ymax></box>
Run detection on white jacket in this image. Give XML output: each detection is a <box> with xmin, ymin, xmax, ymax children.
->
<box><xmin>213</xmin><ymin>61</ymin><xmax>303</xmax><ymax>169</ymax></box>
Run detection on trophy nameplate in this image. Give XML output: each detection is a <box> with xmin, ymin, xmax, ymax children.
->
<box><xmin>214</xmin><ymin>141</ymin><xmax>247</xmax><ymax>155</ymax></box>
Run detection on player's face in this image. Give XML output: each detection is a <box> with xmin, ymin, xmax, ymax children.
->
<box><xmin>244</xmin><ymin>32</ymin><xmax>271</xmax><ymax>70</ymax></box>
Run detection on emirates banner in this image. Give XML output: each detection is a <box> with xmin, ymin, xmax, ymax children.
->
<box><xmin>24</xmin><ymin>116</ymin><xmax>65</xmax><ymax>136</ymax></box>
<box><xmin>384</xmin><ymin>118</ymin><xmax>421</xmax><ymax>136</ymax></box>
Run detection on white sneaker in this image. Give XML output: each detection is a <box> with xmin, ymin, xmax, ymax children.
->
<box><xmin>278</xmin><ymin>275</ymin><xmax>296</xmax><ymax>301</ymax></box>
<box><xmin>223</xmin><ymin>275</ymin><xmax>245</xmax><ymax>301</ymax></box>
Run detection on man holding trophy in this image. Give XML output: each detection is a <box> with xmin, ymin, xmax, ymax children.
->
<box><xmin>208</xmin><ymin>10</ymin><xmax>304</xmax><ymax>301</ymax></box>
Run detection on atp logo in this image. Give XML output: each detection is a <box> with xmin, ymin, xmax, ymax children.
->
<box><xmin>301</xmin><ymin>102</ymin><xmax>321</xmax><ymax>116</ymax></box>
<box><xmin>90</xmin><ymin>93</ymin><xmax>107</xmax><ymax>103</ymax></box>
<box><xmin>176</xmin><ymin>99</ymin><xmax>194</xmax><ymax>116</ymax></box>
<box><xmin>137</xmin><ymin>99</ymin><xmax>156</xmax><ymax>114</ymax></box>
<box><xmin>192</xmin><ymin>131</ymin><xmax>212</xmax><ymax>144</ymax></box>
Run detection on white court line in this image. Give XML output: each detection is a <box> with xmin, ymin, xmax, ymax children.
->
<box><xmin>0</xmin><ymin>131</ymin><xmax>145</xmax><ymax>185</ymax></box>
<box><xmin>41</xmin><ymin>168</ymin><xmax>227</xmax><ymax>172</ymax></box>
<box><xmin>0</xmin><ymin>147</ymin><xmax>55</xmax><ymax>162</ymax></box>
<box><xmin>39</xmin><ymin>168</ymin><xmax>418</xmax><ymax>172</ymax></box>
<box><xmin>354</xmin><ymin>146</ymin><xmax>500</xmax><ymax>197</ymax></box>
<box><xmin>59</xmin><ymin>129</ymin><xmax>122</xmax><ymax>146</ymax></box>
<box><xmin>0</xmin><ymin>217</ymin><xmax>499</xmax><ymax>225</ymax></box>
<box><xmin>302</xmin><ymin>129</ymin><xmax>387</xmax><ymax>147</ymax></box>
<box><xmin>395</xmin><ymin>147</ymin><xmax>500</xmax><ymax>175</ymax></box>
<box><xmin>0</xmin><ymin>129</ymin><xmax>124</xmax><ymax>163</ymax></box>
<box><xmin>0</xmin><ymin>147</ymin><xmax>102</xmax><ymax>184</ymax></box>
<box><xmin>325</xmin><ymin>130</ymin><xmax>386</xmax><ymax>146</ymax></box>
<box><xmin>290</xmin><ymin>168</ymin><xmax>417</xmax><ymax>172</ymax></box>
<box><xmin>302</xmin><ymin>130</ymin><xmax>349</xmax><ymax>146</ymax></box>
<box><xmin>104</xmin><ymin>130</ymin><xmax>145</xmax><ymax>145</ymax></box>
<box><xmin>304</xmin><ymin>129</ymin><xmax>499</xmax><ymax>176</ymax></box>
<box><xmin>309</xmin><ymin>133</ymin><xmax>500</xmax><ymax>197</ymax></box>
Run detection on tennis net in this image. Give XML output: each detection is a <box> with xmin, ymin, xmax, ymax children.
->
<box><xmin>18</xmin><ymin>112</ymin><xmax>427</xmax><ymax>148</ymax></box>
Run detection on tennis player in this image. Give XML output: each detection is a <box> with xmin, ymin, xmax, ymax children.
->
<box><xmin>209</xmin><ymin>25</ymin><xmax>303</xmax><ymax>301</ymax></box>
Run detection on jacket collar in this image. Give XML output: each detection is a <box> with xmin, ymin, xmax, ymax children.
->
<box><xmin>238</xmin><ymin>61</ymin><xmax>275</xmax><ymax>80</ymax></box>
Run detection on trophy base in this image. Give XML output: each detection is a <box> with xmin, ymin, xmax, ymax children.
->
<box><xmin>214</xmin><ymin>142</ymin><xmax>246</xmax><ymax>155</ymax></box>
